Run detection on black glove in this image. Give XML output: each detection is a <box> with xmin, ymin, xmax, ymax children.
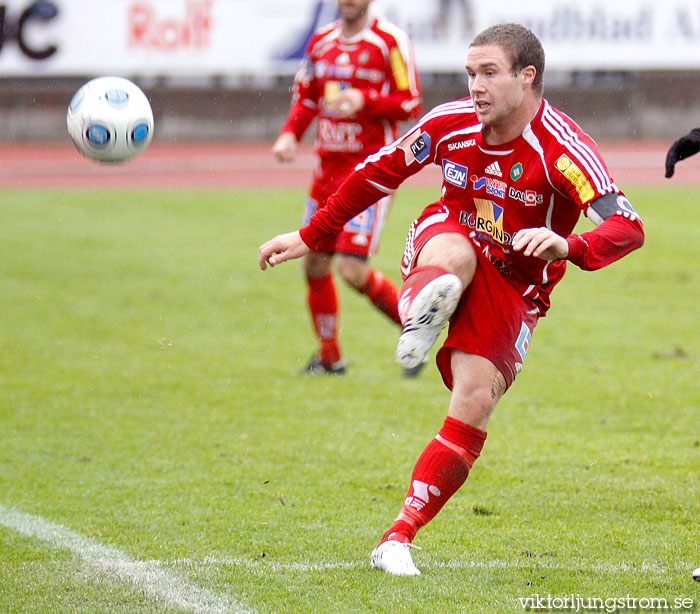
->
<box><xmin>665</xmin><ymin>128</ymin><xmax>700</xmax><ymax>178</ymax></box>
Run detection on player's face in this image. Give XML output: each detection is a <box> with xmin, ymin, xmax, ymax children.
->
<box><xmin>466</xmin><ymin>44</ymin><xmax>528</xmax><ymax>131</ymax></box>
<box><xmin>338</xmin><ymin>0</ymin><xmax>372</xmax><ymax>24</ymax></box>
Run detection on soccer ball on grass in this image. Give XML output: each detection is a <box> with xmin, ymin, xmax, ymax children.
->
<box><xmin>66</xmin><ymin>76</ymin><xmax>154</xmax><ymax>163</ymax></box>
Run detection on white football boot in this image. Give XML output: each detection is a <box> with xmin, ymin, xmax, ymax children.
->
<box><xmin>396</xmin><ymin>274</ymin><xmax>463</xmax><ymax>369</ymax></box>
<box><xmin>370</xmin><ymin>541</ymin><xmax>422</xmax><ymax>576</ymax></box>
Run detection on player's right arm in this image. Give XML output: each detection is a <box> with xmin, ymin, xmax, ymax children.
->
<box><xmin>258</xmin><ymin>231</ymin><xmax>308</xmax><ymax>270</ymax></box>
<box><xmin>272</xmin><ymin>37</ymin><xmax>322</xmax><ymax>161</ymax></box>
<box><xmin>300</xmin><ymin>123</ymin><xmax>436</xmax><ymax>249</ymax></box>
<box><xmin>259</xmin><ymin>116</ymin><xmax>440</xmax><ymax>270</ymax></box>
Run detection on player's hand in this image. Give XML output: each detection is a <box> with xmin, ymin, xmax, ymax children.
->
<box><xmin>258</xmin><ymin>231</ymin><xmax>309</xmax><ymax>270</ymax></box>
<box><xmin>512</xmin><ymin>227</ymin><xmax>569</xmax><ymax>261</ymax></box>
<box><xmin>327</xmin><ymin>88</ymin><xmax>364</xmax><ymax>118</ymax></box>
<box><xmin>665</xmin><ymin>128</ymin><xmax>700</xmax><ymax>178</ymax></box>
<box><xmin>272</xmin><ymin>132</ymin><xmax>298</xmax><ymax>163</ymax></box>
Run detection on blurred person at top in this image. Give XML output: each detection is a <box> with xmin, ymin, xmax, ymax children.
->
<box><xmin>272</xmin><ymin>0</ymin><xmax>422</xmax><ymax>376</ymax></box>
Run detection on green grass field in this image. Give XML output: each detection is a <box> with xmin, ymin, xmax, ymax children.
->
<box><xmin>1</xmin><ymin>185</ymin><xmax>698</xmax><ymax>613</ymax></box>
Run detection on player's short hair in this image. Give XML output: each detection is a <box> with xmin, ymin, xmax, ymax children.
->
<box><xmin>470</xmin><ymin>23</ymin><xmax>545</xmax><ymax>94</ymax></box>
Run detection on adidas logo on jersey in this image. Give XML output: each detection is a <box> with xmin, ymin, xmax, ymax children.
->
<box><xmin>485</xmin><ymin>161</ymin><xmax>502</xmax><ymax>177</ymax></box>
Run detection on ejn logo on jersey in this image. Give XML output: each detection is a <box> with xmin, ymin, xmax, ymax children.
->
<box><xmin>442</xmin><ymin>159</ymin><xmax>468</xmax><ymax>187</ymax></box>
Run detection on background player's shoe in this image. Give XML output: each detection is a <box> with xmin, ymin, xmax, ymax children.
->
<box><xmin>401</xmin><ymin>362</ymin><xmax>425</xmax><ymax>378</ymax></box>
<box><xmin>298</xmin><ymin>354</ymin><xmax>347</xmax><ymax>375</ymax></box>
<box><xmin>370</xmin><ymin>540</ymin><xmax>421</xmax><ymax>576</ymax></box>
<box><xmin>396</xmin><ymin>274</ymin><xmax>462</xmax><ymax>369</ymax></box>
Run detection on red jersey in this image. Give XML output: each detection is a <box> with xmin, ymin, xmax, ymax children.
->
<box><xmin>300</xmin><ymin>97</ymin><xmax>644</xmax><ymax>314</ymax></box>
<box><xmin>281</xmin><ymin>15</ymin><xmax>422</xmax><ymax>161</ymax></box>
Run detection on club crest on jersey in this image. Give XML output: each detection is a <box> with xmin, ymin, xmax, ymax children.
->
<box><xmin>515</xmin><ymin>322</ymin><xmax>531</xmax><ymax>361</ymax></box>
<box><xmin>470</xmin><ymin>174</ymin><xmax>507</xmax><ymax>198</ymax></box>
<box><xmin>399</xmin><ymin>130</ymin><xmax>431</xmax><ymax>165</ymax></box>
<box><xmin>555</xmin><ymin>154</ymin><xmax>595</xmax><ymax>202</ymax></box>
<box><xmin>510</xmin><ymin>162</ymin><xmax>523</xmax><ymax>181</ymax></box>
<box><xmin>442</xmin><ymin>159</ymin><xmax>468</xmax><ymax>187</ymax></box>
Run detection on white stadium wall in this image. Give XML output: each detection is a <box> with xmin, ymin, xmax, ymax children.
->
<box><xmin>3</xmin><ymin>0</ymin><xmax>700</xmax><ymax>77</ymax></box>
<box><xmin>1</xmin><ymin>0</ymin><xmax>700</xmax><ymax>141</ymax></box>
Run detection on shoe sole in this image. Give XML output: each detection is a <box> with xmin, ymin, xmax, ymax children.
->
<box><xmin>396</xmin><ymin>274</ymin><xmax>462</xmax><ymax>370</ymax></box>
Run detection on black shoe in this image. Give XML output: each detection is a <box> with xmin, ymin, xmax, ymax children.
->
<box><xmin>298</xmin><ymin>354</ymin><xmax>347</xmax><ymax>375</ymax></box>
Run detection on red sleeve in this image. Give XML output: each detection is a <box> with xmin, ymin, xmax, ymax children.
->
<box><xmin>359</xmin><ymin>27</ymin><xmax>421</xmax><ymax>122</ymax></box>
<box><xmin>362</xmin><ymin>89</ymin><xmax>422</xmax><ymax>122</ymax></box>
<box><xmin>299</xmin><ymin>172</ymin><xmax>389</xmax><ymax>249</ymax></box>
<box><xmin>299</xmin><ymin>124</ymin><xmax>432</xmax><ymax>249</ymax></box>
<box><xmin>279</xmin><ymin>39</ymin><xmax>321</xmax><ymax>141</ymax></box>
<box><xmin>566</xmin><ymin>213</ymin><xmax>645</xmax><ymax>271</ymax></box>
<box><xmin>281</xmin><ymin>103</ymin><xmax>317</xmax><ymax>142</ymax></box>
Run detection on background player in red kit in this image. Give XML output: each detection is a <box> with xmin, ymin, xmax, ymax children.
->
<box><xmin>272</xmin><ymin>0</ymin><xmax>421</xmax><ymax>375</ymax></box>
<box><xmin>260</xmin><ymin>23</ymin><xmax>644</xmax><ymax>575</ymax></box>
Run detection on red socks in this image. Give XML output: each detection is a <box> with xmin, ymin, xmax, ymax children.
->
<box><xmin>358</xmin><ymin>269</ymin><xmax>401</xmax><ymax>325</ymax></box>
<box><xmin>397</xmin><ymin>265</ymin><xmax>451</xmax><ymax>324</ymax></box>
<box><xmin>378</xmin><ymin>416</ymin><xmax>487</xmax><ymax>545</ymax></box>
<box><xmin>306</xmin><ymin>273</ymin><xmax>341</xmax><ymax>365</ymax></box>
<box><xmin>308</xmin><ymin>269</ymin><xmax>401</xmax><ymax>364</ymax></box>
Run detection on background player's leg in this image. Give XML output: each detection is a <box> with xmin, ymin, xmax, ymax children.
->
<box><xmin>336</xmin><ymin>254</ymin><xmax>401</xmax><ymax>325</ymax></box>
<box><xmin>303</xmin><ymin>251</ymin><xmax>344</xmax><ymax>373</ymax></box>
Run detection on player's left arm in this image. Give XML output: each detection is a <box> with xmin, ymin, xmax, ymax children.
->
<box><xmin>514</xmin><ymin>192</ymin><xmax>644</xmax><ymax>269</ymax></box>
<box><xmin>564</xmin><ymin>192</ymin><xmax>644</xmax><ymax>270</ymax></box>
<box><xmin>355</xmin><ymin>32</ymin><xmax>422</xmax><ymax>121</ymax></box>
<box><xmin>513</xmin><ymin>192</ymin><xmax>645</xmax><ymax>269</ymax></box>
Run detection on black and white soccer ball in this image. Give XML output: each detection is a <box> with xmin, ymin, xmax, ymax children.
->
<box><xmin>67</xmin><ymin>76</ymin><xmax>154</xmax><ymax>163</ymax></box>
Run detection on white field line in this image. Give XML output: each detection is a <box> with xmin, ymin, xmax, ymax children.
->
<box><xmin>0</xmin><ymin>505</ymin><xmax>254</xmax><ymax>614</ymax></box>
<box><xmin>166</xmin><ymin>555</ymin><xmax>691</xmax><ymax>576</ymax></box>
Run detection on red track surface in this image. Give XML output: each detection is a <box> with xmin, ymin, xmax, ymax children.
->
<box><xmin>1</xmin><ymin>141</ymin><xmax>698</xmax><ymax>189</ymax></box>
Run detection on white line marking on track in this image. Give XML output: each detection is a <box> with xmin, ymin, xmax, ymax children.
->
<box><xmin>0</xmin><ymin>504</ymin><xmax>254</xmax><ymax>614</ymax></box>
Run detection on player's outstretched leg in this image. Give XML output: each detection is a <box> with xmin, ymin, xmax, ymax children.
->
<box><xmin>396</xmin><ymin>267</ymin><xmax>463</xmax><ymax>369</ymax></box>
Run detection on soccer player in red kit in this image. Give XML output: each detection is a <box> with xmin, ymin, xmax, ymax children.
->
<box><xmin>272</xmin><ymin>0</ymin><xmax>421</xmax><ymax>375</ymax></box>
<box><xmin>260</xmin><ymin>23</ymin><xmax>644</xmax><ymax>575</ymax></box>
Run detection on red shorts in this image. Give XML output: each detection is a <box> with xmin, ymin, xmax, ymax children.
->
<box><xmin>303</xmin><ymin>156</ymin><xmax>391</xmax><ymax>258</ymax></box>
<box><xmin>401</xmin><ymin>203</ymin><xmax>540</xmax><ymax>390</ymax></box>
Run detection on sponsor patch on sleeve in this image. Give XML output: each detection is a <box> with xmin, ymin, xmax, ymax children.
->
<box><xmin>390</xmin><ymin>47</ymin><xmax>410</xmax><ymax>91</ymax></box>
<box><xmin>555</xmin><ymin>154</ymin><xmax>595</xmax><ymax>202</ymax></box>
<box><xmin>398</xmin><ymin>130</ymin><xmax>431</xmax><ymax>165</ymax></box>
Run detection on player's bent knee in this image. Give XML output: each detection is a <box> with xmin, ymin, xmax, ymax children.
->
<box><xmin>417</xmin><ymin>233</ymin><xmax>476</xmax><ymax>286</ymax></box>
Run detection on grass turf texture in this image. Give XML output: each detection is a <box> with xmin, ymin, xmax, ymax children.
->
<box><xmin>0</xmin><ymin>186</ymin><xmax>698</xmax><ymax>613</ymax></box>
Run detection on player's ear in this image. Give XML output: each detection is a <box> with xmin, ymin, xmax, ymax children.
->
<box><xmin>521</xmin><ymin>66</ymin><xmax>536</xmax><ymax>89</ymax></box>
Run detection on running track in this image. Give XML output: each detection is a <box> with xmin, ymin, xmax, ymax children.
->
<box><xmin>1</xmin><ymin>141</ymin><xmax>699</xmax><ymax>189</ymax></box>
